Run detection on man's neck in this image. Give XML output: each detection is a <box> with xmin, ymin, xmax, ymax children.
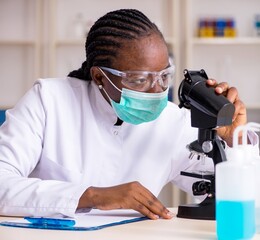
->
<box><xmin>114</xmin><ymin>118</ymin><xmax>123</xmax><ymax>126</ymax></box>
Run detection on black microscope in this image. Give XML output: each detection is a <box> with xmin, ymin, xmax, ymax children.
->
<box><xmin>176</xmin><ymin>69</ymin><xmax>235</xmax><ymax>220</ymax></box>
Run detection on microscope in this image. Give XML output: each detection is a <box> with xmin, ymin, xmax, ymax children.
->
<box><xmin>176</xmin><ymin>69</ymin><xmax>235</xmax><ymax>220</ymax></box>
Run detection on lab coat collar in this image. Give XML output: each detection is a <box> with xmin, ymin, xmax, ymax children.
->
<box><xmin>91</xmin><ymin>81</ymin><xmax>119</xmax><ymax>126</ymax></box>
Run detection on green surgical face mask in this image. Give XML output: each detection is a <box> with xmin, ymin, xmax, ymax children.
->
<box><xmin>99</xmin><ymin>68</ymin><xmax>169</xmax><ymax>125</ymax></box>
<box><xmin>110</xmin><ymin>88</ymin><xmax>169</xmax><ymax>125</ymax></box>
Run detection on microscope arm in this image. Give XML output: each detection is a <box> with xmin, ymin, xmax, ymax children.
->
<box><xmin>206</xmin><ymin>137</ymin><xmax>227</xmax><ymax>166</ymax></box>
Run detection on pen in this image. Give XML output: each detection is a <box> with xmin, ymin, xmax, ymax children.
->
<box><xmin>24</xmin><ymin>217</ymin><xmax>76</xmax><ymax>227</ymax></box>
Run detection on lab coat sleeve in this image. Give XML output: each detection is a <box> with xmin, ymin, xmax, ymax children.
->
<box><xmin>0</xmin><ymin>82</ymin><xmax>87</xmax><ymax>217</ymax></box>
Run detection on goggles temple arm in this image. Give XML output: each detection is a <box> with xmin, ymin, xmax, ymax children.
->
<box><xmin>98</xmin><ymin>67</ymin><xmax>122</xmax><ymax>93</ymax></box>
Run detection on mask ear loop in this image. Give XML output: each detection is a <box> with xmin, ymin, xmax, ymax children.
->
<box><xmin>98</xmin><ymin>67</ymin><xmax>122</xmax><ymax>93</ymax></box>
<box><xmin>98</xmin><ymin>84</ymin><xmax>113</xmax><ymax>104</ymax></box>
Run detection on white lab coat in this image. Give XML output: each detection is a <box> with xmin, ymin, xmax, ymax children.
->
<box><xmin>0</xmin><ymin>77</ymin><xmax>222</xmax><ymax>217</ymax></box>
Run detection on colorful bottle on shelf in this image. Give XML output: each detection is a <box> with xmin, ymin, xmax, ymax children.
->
<box><xmin>224</xmin><ymin>18</ymin><xmax>236</xmax><ymax>37</ymax></box>
<box><xmin>215</xmin><ymin>18</ymin><xmax>226</xmax><ymax>37</ymax></box>
<box><xmin>198</xmin><ymin>18</ymin><xmax>214</xmax><ymax>37</ymax></box>
<box><xmin>198</xmin><ymin>18</ymin><xmax>206</xmax><ymax>37</ymax></box>
<box><xmin>254</xmin><ymin>14</ymin><xmax>260</xmax><ymax>37</ymax></box>
<box><xmin>198</xmin><ymin>17</ymin><xmax>236</xmax><ymax>38</ymax></box>
<box><xmin>216</xmin><ymin>123</ymin><xmax>257</xmax><ymax>240</ymax></box>
<box><xmin>205</xmin><ymin>19</ymin><xmax>214</xmax><ymax>37</ymax></box>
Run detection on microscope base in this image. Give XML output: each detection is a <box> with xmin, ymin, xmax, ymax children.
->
<box><xmin>177</xmin><ymin>197</ymin><xmax>215</xmax><ymax>220</ymax></box>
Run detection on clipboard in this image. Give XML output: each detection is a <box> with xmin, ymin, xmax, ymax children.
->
<box><xmin>0</xmin><ymin>209</ymin><xmax>148</xmax><ymax>231</ymax></box>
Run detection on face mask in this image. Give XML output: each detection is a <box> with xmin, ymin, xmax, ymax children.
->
<box><xmin>99</xmin><ymin>72</ymin><xmax>168</xmax><ymax>125</ymax></box>
<box><xmin>110</xmin><ymin>88</ymin><xmax>169</xmax><ymax>124</ymax></box>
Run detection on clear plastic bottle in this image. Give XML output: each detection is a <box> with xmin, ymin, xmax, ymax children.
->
<box><xmin>246</xmin><ymin>123</ymin><xmax>260</xmax><ymax>233</ymax></box>
<box><xmin>252</xmin><ymin>148</ymin><xmax>260</xmax><ymax>233</ymax></box>
<box><xmin>216</xmin><ymin>123</ymin><xmax>258</xmax><ymax>240</ymax></box>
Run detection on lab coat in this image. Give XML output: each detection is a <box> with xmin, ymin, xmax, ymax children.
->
<box><xmin>0</xmin><ymin>77</ymin><xmax>215</xmax><ymax>217</ymax></box>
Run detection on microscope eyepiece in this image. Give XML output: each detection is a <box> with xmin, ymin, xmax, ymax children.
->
<box><xmin>178</xmin><ymin>69</ymin><xmax>235</xmax><ymax>129</ymax></box>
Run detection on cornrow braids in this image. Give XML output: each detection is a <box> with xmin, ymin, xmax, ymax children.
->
<box><xmin>68</xmin><ymin>9</ymin><xmax>163</xmax><ymax>81</ymax></box>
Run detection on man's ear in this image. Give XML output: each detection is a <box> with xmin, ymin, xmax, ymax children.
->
<box><xmin>90</xmin><ymin>66</ymin><xmax>104</xmax><ymax>86</ymax></box>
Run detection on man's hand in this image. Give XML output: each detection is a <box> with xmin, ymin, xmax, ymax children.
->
<box><xmin>206</xmin><ymin>79</ymin><xmax>247</xmax><ymax>146</ymax></box>
<box><xmin>78</xmin><ymin>181</ymin><xmax>174</xmax><ymax>220</ymax></box>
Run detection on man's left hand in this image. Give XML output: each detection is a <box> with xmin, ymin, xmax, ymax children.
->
<box><xmin>206</xmin><ymin>79</ymin><xmax>247</xmax><ymax>146</ymax></box>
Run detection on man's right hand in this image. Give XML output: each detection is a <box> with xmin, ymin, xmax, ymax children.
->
<box><xmin>78</xmin><ymin>181</ymin><xmax>174</xmax><ymax>220</ymax></box>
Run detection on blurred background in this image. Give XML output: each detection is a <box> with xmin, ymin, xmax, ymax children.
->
<box><xmin>0</xmin><ymin>0</ymin><xmax>260</xmax><ymax>207</ymax></box>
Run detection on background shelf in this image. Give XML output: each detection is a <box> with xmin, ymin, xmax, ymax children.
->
<box><xmin>191</xmin><ymin>37</ymin><xmax>260</xmax><ymax>45</ymax></box>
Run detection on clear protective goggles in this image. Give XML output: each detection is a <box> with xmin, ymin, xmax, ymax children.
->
<box><xmin>99</xmin><ymin>65</ymin><xmax>175</xmax><ymax>92</ymax></box>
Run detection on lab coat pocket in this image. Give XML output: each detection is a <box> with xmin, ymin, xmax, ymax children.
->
<box><xmin>29</xmin><ymin>157</ymin><xmax>83</xmax><ymax>184</ymax></box>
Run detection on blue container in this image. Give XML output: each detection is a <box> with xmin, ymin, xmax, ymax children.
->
<box><xmin>217</xmin><ymin>200</ymin><xmax>255</xmax><ymax>239</ymax></box>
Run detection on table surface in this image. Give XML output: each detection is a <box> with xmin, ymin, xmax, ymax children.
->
<box><xmin>0</xmin><ymin>208</ymin><xmax>259</xmax><ymax>240</ymax></box>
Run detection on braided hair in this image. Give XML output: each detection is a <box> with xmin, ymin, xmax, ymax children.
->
<box><xmin>68</xmin><ymin>9</ymin><xmax>164</xmax><ymax>81</ymax></box>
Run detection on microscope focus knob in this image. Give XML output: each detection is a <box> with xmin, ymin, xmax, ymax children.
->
<box><xmin>202</xmin><ymin>141</ymin><xmax>213</xmax><ymax>153</ymax></box>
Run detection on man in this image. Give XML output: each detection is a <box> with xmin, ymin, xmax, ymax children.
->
<box><xmin>0</xmin><ymin>9</ymin><xmax>253</xmax><ymax>220</ymax></box>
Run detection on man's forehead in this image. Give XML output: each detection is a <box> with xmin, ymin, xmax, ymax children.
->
<box><xmin>113</xmin><ymin>36</ymin><xmax>169</xmax><ymax>71</ymax></box>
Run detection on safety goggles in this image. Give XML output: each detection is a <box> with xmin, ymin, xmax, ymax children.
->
<box><xmin>99</xmin><ymin>65</ymin><xmax>175</xmax><ymax>92</ymax></box>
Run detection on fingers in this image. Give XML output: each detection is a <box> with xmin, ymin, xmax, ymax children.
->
<box><xmin>225</xmin><ymin>87</ymin><xmax>247</xmax><ymax>124</ymax></box>
<box><xmin>130</xmin><ymin>182</ymin><xmax>174</xmax><ymax>220</ymax></box>
<box><xmin>206</xmin><ymin>78</ymin><xmax>248</xmax><ymax>146</ymax></box>
<box><xmin>206</xmin><ymin>79</ymin><xmax>229</xmax><ymax>95</ymax></box>
<box><xmin>133</xmin><ymin>204</ymin><xmax>173</xmax><ymax>220</ymax></box>
<box><xmin>232</xmin><ymin>97</ymin><xmax>247</xmax><ymax>122</ymax></box>
<box><xmin>132</xmin><ymin>202</ymin><xmax>161</xmax><ymax>220</ymax></box>
<box><xmin>225</xmin><ymin>86</ymin><xmax>238</xmax><ymax>103</ymax></box>
<box><xmin>207</xmin><ymin>79</ymin><xmax>246</xmax><ymax>122</ymax></box>
<box><xmin>136</xmin><ymin>190</ymin><xmax>173</xmax><ymax>220</ymax></box>
<box><xmin>206</xmin><ymin>79</ymin><xmax>238</xmax><ymax>102</ymax></box>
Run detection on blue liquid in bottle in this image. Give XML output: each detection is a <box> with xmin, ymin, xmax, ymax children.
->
<box><xmin>216</xmin><ymin>200</ymin><xmax>255</xmax><ymax>240</ymax></box>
